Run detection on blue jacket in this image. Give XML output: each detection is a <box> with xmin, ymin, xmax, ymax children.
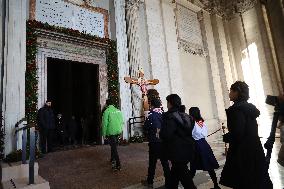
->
<box><xmin>144</xmin><ymin>110</ymin><xmax>162</xmax><ymax>143</ymax></box>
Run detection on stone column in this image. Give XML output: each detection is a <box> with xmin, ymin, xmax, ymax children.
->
<box><xmin>0</xmin><ymin>0</ymin><xmax>5</xmax><ymax>109</ymax></box>
<box><xmin>211</xmin><ymin>14</ymin><xmax>234</xmax><ymax>108</ymax></box>
<box><xmin>114</xmin><ymin>0</ymin><xmax>133</xmax><ymax>139</ymax></box>
<box><xmin>2</xmin><ymin>0</ymin><xmax>27</xmax><ymax>155</ymax></box>
<box><xmin>144</xmin><ymin>0</ymin><xmax>171</xmax><ymax>108</ymax></box>
<box><xmin>126</xmin><ymin>0</ymin><xmax>144</xmax><ymax>117</ymax></box>
<box><xmin>160</xmin><ymin>0</ymin><xmax>184</xmax><ymax>100</ymax></box>
<box><xmin>199</xmin><ymin>11</ymin><xmax>227</xmax><ymax>124</ymax></box>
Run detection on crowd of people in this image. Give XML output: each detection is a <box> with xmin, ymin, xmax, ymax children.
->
<box><xmin>37</xmin><ymin>80</ymin><xmax>278</xmax><ymax>189</ymax></box>
<box><xmin>102</xmin><ymin>81</ymin><xmax>274</xmax><ymax>189</ymax></box>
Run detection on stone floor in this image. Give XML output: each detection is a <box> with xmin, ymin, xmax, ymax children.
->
<box><xmin>38</xmin><ymin>137</ymin><xmax>284</xmax><ymax>189</ymax></box>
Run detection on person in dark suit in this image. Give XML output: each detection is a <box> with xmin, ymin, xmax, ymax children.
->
<box><xmin>37</xmin><ymin>100</ymin><xmax>55</xmax><ymax>154</ymax></box>
<box><xmin>160</xmin><ymin>94</ymin><xmax>196</xmax><ymax>189</ymax></box>
<box><xmin>68</xmin><ymin>116</ymin><xmax>78</xmax><ymax>145</ymax></box>
<box><xmin>141</xmin><ymin>98</ymin><xmax>170</xmax><ymax>188</ymax></box>
<box><xmin>220</xmin><ymin>81</ymin><xmax>273</xmax><ymax>189</ymax></box>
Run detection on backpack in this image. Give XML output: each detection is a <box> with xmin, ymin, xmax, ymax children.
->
<box><xmin>172</xmin><ymin>112</ymin><xmax>196</xmax><ymax>161</ymax></box>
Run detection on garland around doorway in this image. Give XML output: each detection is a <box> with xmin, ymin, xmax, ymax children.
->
<box><xmin>26</xmin><ymin>20</ymin><xmax>120</xmax><ymax>124</ymax></box>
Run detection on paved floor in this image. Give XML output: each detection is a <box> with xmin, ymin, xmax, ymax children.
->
<box><xmin>38</xmin><ymin>138</ymin><xmax>283</xmax><ymax>189</ymax></box>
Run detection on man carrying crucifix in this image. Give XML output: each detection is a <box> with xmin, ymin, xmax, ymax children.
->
<box><xmin>124</xmin><ymin>68</ymin><xmax>159</xmax><ymax>111</ymax></box>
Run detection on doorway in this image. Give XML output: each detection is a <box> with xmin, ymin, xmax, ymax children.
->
<box><xmin>47</xmin><ymin>57</ymin><xmax>101</xmax><ymax>145</ymax></box>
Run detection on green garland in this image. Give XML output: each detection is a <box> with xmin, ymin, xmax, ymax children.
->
<box><xmin>26</xmin><ymin>20</ymin><xmax>119</xmax><ymax>124</ymax></box>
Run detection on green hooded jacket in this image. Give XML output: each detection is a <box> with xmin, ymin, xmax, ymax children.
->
<box><xmin>102</xmin><ymin>105</ymin><xmax>124</xmax><ymax>136</ymax></box>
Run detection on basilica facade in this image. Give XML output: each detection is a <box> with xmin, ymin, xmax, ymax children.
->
<box><xmin>0</xmin><ymin>0</ymin><xmax>283</xmax><ymax>156</ymax></box>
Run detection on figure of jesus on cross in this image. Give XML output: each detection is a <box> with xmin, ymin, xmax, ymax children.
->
<box><xmin>124</xmin><ymin>68</ymin><xmax>159</xmax><ymax>111</ymax></box>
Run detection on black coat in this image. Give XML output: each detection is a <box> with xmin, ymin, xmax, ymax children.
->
<box><xmin>37</xmin><ymin>106</ymin><xmax>55</xmax><ymax>130</ymax></box>
<box><xmin>144</xmin><ymin>110</ymin><xmax>162</xmax><ymax>143</ymax></box>
<box><xmin>159</xmin><ymin>108</ymin><xmax>195</xmax><ymax>163</ymax></box>
<box><xmin>220</xmin><ymin>101</ymin><xmax>273</xmax><ymax>189</ymax></box>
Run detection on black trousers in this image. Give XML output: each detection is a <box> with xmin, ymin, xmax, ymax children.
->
<box><xmin>109</xmin><ymin>135</ymin><xmax>120</xmax><ymax>167</ymax></box>
<box><xmin>170</xmin><ymin>161</ymin><xmax>196</xmax><ymax>189</ymax></box>
<box><xmin>147</xmin><ymin>143</ymin><xmax>171</xmax><ymax>187</ymax></box>
<box><xmin>40</xmin><ymin>128</ymin><xmax>53</xmax><ymax>153</ymax></box>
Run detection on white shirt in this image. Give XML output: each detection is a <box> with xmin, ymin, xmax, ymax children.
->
<box><xmin>192</xmin><ymin>121</ymin><xmax>208</xmax><ymax>140</ymax></box>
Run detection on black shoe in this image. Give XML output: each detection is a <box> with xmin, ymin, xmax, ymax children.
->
<box><xmin>111</xmin><ymin>161</ymin><xmax>116</xmax><ymax>169</ymax></box>
<box><xmin>112</xmin><ymin>166</ymin><xmax>121</xmax><ymax>171</ymax></box>
<box><xmin>141</xmin><ymin>180</ymin><xmax>153</xmax><ymax>188</ymax></box>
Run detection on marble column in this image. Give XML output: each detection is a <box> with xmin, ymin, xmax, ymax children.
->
<box><xmin>0</xmin><ymin>0</ymin><xmax>5</xmax><ymax>110</ymax></box>
<box><xmin>114</xmin><ymin>0</ymin><xmax>133</xmax><ymax>139</ymax></box>
<box><xmin>160</xmin><ymin>0</ymin><xmax>184</xmax><ymax>101</ymax></box>
<box><xmin>126</xmin><ymin>0</ymin><xmax>144</xmax><ymax>117</ymax></box>
<box><xmin>211</xmin><ymin>14</ymin><xmax>234</xmax><ymax>108</ymax></box>
<box><xmin>144</xmin><ymin>0</ymin><xmax>171</xmax><ymax>108</ymax></box>
<box><xmin>2</xmin><ymin>0</ymin><xmax>27</xmax><ymax>155</ymax></box>
<box><xmin>199</xmin><ymin>11</ymin><xmax>227</xmax><ymax>124</ymax></box>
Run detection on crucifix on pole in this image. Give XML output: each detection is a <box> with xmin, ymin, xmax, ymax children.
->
<box><xmin>124</xmin><ymin>69</ymin><xmax>159</xmax><ymax>111</ymax></box>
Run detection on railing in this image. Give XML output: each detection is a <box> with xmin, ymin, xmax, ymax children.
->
<box><xmin>128</xmin><ymin>116</ymin><xmax>145</xmax><ymax>139</ymax></box>
<box><xmin>14</xmin><ymin>120</ymin><xmax>36</xmax><ymax>185</ymax></box>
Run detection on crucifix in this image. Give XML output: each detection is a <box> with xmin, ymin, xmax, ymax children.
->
<box><xmin>124</xmin><ymin>69</ymin><xmax>159</xmax><ymax>111</ymax></box>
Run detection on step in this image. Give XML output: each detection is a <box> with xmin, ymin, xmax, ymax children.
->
<box><xmin>1</xmin><ymin>162</ymin><xmax>38</xmax><ymax>182</ymax></box>
<box><xmin>2</xmin><ymin>176</ymin><xmax>50</xmax><ymax>189</ymax></box>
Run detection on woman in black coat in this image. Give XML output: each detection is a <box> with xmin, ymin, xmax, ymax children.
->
<box><xmin>160</xmin><ymin>94</ymin><xmax>196</xmax><ymax>189</ymax></box>
<box><xmin>220</xmin><ymin>81</ymin><xmax>273</xmax><ymax>189</ymax></box>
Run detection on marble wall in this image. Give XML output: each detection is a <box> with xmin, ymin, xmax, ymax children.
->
<box><xmin>2</xmin><ymin>0</ymin><xmax>27</xmax><ymax>155</ymax></box>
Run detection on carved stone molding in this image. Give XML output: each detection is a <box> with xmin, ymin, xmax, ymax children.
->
<box><xmin>126</xmin><ymin>0</ymin><xmax>144</xmax><ymax>11</ymax></box>
<box><xmin>35</xmin><ymin>30</ymin><xmax>108</xmax><ymax>110</ymax></box>
<box><xmin>178</xmin><ymin>39</ymin><xmax>208</xmax><ymax>57</ymax></box>
<box><xmin>199</xmin><ymin>0</ymin><xmax>258</xmax><ymax>20</ymax></box>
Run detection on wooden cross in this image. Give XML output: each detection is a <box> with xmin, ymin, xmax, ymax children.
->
<box><xmin>124</xmin><ymin>69</ymin><xmax>159</xmax><ymax>111</ymax></box>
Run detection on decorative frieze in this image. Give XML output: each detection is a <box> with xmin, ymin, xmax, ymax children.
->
<box><xmin>126</xmin><ymin>0</ymin><xmax>144</xmax><ymax>11</ymax></box>
<box><xmin>37</xmin><ymin>38</ymin><xmax>106</xmax><ymax>60</ymax></box>
<box><xmin>178</xmin><ymin>39</ymin><xmax>208</xmax><ymax>56</ymax></box>
<box><xmin>200</xmin><ymin>0</ymin><xmax>258</xmax><ymax>20</ymax></box>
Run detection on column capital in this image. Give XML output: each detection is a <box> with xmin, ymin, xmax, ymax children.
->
<box><xmin>126</xmin><ymin>0</ymin><xmax>144</xmax><ymax>11</ymax></box>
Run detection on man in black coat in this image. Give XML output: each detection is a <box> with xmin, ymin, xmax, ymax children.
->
<box><xmin>220</xmin><ymin>81</ymin><xmax>273</xmax><ymax>189</ymax></box>
<box><xmin>160</xmin><ymin>94</ymin><xmax>196</xmax><ymax>189</ymax></box>
<box><xmin>37</xmin><ymin>100</ymin><xmax>55</xmax><ymax>154</ymax></box>
<box><xmin>141</xmin><ymin>98</ymin><xmax>170</xmax><ymax>188</ymax></box>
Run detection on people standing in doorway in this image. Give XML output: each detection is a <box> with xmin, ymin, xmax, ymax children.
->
<box><xmin>56</xmin><ymin>113</ymin><xmax>67</xmax><ymax>147</ymax></box>
<box><xmin>188</xmin><ymin>107</ymin><xmax>220</xmax><ymax>189</ymax></box>
<box><xmin>102</xmin><ymin>99</ymin><xmax>124</xmax><ymax>171</ymax></box>
<box><xmin>81</xmin><ymin>117</ymin><xmax>88</xmax><ymax>145</ymax></box>
<box><xmin>160</xmin><ymin>94</ymin><xmax>197</xmax><ymax>189</ymax></box>
<box><xmin>68</xmin><ymin>116</ymin><xmax>78</xmax><ymax>146</ymax></box>
<box><xmin>37</xmin><ymin>100</ymin><xmax>56</xmax><ymax>154</ymax></box>
<box><xmin>141</xmin><ymin>98</ymin><xmax>171</xmax><ymax>188</ymax></box>
<box><xmin>220</xmin><ymin>81</ymin><xmax>273</xmax><ymax>189</ymax></box>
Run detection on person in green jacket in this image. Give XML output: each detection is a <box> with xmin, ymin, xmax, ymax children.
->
<box><xmin>102</xmin><ymin>99</ymin><xmax>124</xmax><ymax>171</ymax></box>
